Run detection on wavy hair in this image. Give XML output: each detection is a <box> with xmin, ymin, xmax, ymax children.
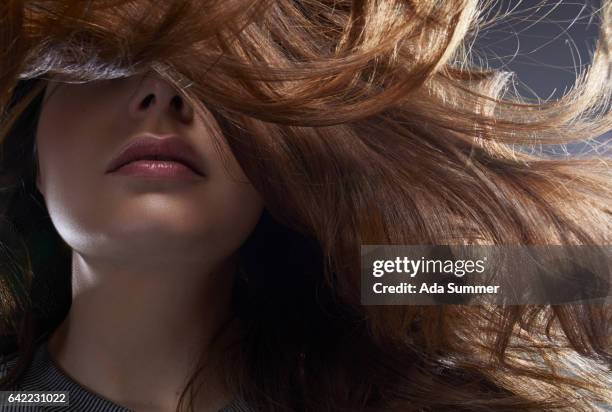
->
<box><xmin>0</xmin><ymin>0</ymin><xmax>611</xmax><ymax>411</ymax></box>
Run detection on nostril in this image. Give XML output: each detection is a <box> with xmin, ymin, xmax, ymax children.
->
<box><xmin>171</xmin><ymin>95</ymin><xmax>183</xmax><ymax>111</ymax></box>
<box><xmin>140</xmin><ymin>94</ymin><xmax>155</xmax><ymax>109</ymax></box>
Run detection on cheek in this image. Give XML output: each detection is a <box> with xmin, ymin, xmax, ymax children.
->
<box><xmin>35</xmin><ymin>87</ymin><xmax>110</xmax><ymax>198</ymax></box>
<box><xmin>206</xmin><ymin>178</ymin><xmax>265</xmax><ymax>249</ymax></box>
<box><xmin>199</xmin><ymin>150</ymin><xmax>265</xmax><ymax>254</ymax></box>
<box><xmin>34</xmin><ymin>83</ymin><xmax>126</xmax><ymax>250</ymax></box>
<box><xmin>35</xmin><ymin>104</ymin><xmax>104</xmax><ymax>245</ymax></box>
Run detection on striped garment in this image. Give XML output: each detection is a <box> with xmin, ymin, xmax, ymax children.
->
<box><xmin>0</xmin><ymin>338</ymin><xmax>252</xmax><ymax>412</ymax></box>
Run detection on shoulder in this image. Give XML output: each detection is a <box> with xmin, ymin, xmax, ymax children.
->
<box><xmin>0</xmin><ymin>338</ymin><xmax>48</xmax><ymax>388</ymax></box>
<box><xmin>0</xmin><ymin>349</ymin><xmax>20</xmax><ymax>372</ymax></box>
<box><xmin>219</xmin><ymin>396</ymin><xmax>257</xmax><ymax>412</ymax></box>
<box><xmin>0</xmin><ymin>348</ymin><xmax>23</xmax><ymax>388</ymax></box>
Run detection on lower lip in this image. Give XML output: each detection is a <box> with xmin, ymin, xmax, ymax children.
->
<box><xmin>109</xmin><ymin>160</ymin><xmax>202</xmax><ymax>179</ymax></box>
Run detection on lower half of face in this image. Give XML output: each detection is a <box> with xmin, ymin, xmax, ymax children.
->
<box><xmin>34</xmin><ymin>79</ymin><xmax>264</xmax><ymax>269</ymax></box>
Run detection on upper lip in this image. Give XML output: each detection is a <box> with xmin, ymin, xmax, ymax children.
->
<box><xmin>105</xmin><ymin>134</ymin><xmax>205</xmax><ymax>176</ymax></box>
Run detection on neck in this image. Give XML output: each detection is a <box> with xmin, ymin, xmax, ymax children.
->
<box><xmin>47</xmin><ymin>251</ymin><xmax>241</xmax><ymax>412</ymax></box>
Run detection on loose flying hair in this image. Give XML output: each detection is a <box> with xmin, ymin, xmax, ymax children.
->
<box><xmin>0</xmin><ymin>0</ymin><xmax>611</xmax><ymax>411</ymax></box>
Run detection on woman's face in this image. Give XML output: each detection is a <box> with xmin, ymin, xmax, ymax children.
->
<box><xmin>35</xmin><ymin>72</ymin><xmax>264</xmax><ymax>269</ymax></box>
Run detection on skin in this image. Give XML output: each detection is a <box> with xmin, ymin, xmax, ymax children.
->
<box><xmin>35</xmin><ymin>71</ymin><xmax>264</xmax><ymax>412</ymax></box>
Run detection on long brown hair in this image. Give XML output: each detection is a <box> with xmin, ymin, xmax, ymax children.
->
<box><xmin>0</xmin><ymin>1</ymin><xmax>610</xmax><ymax>411</ymax></box>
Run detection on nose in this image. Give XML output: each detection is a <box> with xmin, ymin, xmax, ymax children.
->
<box><xmin>128</xmin><ymin>73</ymin><xmax>194</xmax><ymax>124</ymax></box>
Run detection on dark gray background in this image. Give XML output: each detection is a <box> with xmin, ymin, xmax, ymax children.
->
<box><xmin>474</xmin><ymin>0</ymin><xmax>610</xmax><ymax>149</ymax></box>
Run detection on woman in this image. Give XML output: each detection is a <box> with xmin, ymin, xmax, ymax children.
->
<box><xmin>0</xmin><ymin>0</ymin><xmax>610</xmax><ymax>411</ymax></box>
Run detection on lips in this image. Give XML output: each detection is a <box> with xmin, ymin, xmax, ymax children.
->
<box><xmin>105</xmin><ymin>134</ymin><xmax>205</xmax><ymax>176</ymax></box>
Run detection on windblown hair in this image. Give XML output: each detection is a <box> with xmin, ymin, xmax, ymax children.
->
<box><xmin>0</xmin><ymin>0</ymin><xmax>610</xmax><ymax>411</ymax></box>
